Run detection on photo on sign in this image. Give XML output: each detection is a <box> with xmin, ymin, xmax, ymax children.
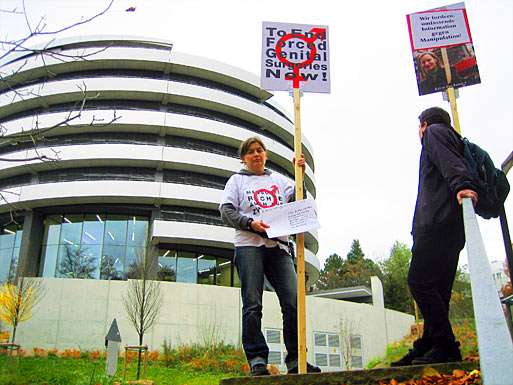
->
<box><xmin>407</xmin><ymin>2</ymin><xmax>481</xmax><ymax>96</ymax></box>
<box><xmin>413</xmin><ymin>44</ymin><xmax>481</xmax><ymax>96</ymax></box>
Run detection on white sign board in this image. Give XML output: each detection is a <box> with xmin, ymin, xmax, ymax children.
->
<box><xmin>407</xmin><ymin>2</ymin><xmax>481</xmax><ymax>96</ymax></box>
<box><xmin>260</xmin><ymin>199</ymin><xmax>320</xmax><ymax>239</ymax></box>
<box><xmin>408</xmin><ymin>7</ymin><xmax>471</xmax><ymax>50</ymax></box>
<box><xmin>261</xmin><ymin>21</ymin><xmax>330</xmax><ymax>93</ymax></box>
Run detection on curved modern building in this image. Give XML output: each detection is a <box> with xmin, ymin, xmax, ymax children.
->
<box><xmin>0</xmin><ymin>37</ymin><xmax>414</xmax><ymax>371</ymax></box>
<box><xmin>0</xmin><ymin>36</ymin><xmax>320</xmax><ymax>288</ymax></box>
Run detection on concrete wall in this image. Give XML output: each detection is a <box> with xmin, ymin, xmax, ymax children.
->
<box><xmin>15</xmin><ymin>278</ymin><xmax>414</xmax><ymax>370</ymax></box>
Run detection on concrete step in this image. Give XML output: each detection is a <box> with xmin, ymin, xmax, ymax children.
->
<box><xmin>219</xmin><ymin>361</ymin><xmax>480</xmax><ymax>385</ymax></box>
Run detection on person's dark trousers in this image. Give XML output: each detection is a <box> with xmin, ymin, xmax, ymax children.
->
<box><xmin>235</xmin><ymin>245</ymin><xmax>298</xmax><ymax>368</ymax></box>
<box><xmin>407</xmin><ymin>226</ymin><xmax>465</xmax><ymax>348</ymax></box>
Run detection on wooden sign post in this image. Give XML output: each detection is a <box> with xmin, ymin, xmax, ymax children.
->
<box><xmin>293</xmin><ymin>87</ymin><xmax>307</xmax><ymax>373</ymax></box>
<box><xmin>261</xmin><ymin>21</ymin><xmax>330</xmax><ymax>374</ymax></box>
<box><xmin>440</xmin><ymin>47</ymin><xmax>461</xmax><ymax>134</ymax></box>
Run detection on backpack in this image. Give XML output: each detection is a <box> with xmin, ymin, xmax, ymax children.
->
<box><xmin>462</xmin><ymin>137</ymin><xmax>510</xmax><ymax>219</ymax></box>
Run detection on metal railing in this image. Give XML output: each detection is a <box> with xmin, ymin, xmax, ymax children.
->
<box><xmin>462</xmin><ymin>198</ymin><xmax>513</xmax><ymax>385</ymax></box>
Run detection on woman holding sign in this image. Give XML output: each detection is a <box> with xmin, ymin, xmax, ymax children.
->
<box><xmin>219</xmin><ymin>136</ymin><xmax>320</xmax><ymax>376</ymax></box>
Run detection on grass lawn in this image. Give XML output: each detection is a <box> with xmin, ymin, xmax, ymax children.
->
<box><xmin>366</xmin><ymin>318</ymin><xmax>478</xmax><ymax>368</ymax></box>
<box><xmin>0</xmin><ymin>319</ymin><xmax>479</xmax><ymax>384</ymax></box>
<box><xmin>0</xmin><ymin>348</ymin><xmax>247</xmax><ymax>385</ymax></box>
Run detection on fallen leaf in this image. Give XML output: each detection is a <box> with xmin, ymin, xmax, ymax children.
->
<box><xmin>421</xmin><ymin>367</ymin><xmax>441</xmax><ymax>377</ymax></box>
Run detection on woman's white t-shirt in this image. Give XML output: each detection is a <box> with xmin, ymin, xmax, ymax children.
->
<box><xmin>220</xmin><ymin>172</ymin><xmax>294</xmax><ymax>249</ymax></box>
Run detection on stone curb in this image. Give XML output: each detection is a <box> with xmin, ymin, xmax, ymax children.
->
<box><xmin>219</xmin><ymin>361</ymin><xmax>480</xmax><ymax>385</ymax></box>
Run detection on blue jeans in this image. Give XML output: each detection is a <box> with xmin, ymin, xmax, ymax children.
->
<box><xmin>235</xmin><ymin>246</ymin><xmax>298</xmax><ymax>368</ymax></box>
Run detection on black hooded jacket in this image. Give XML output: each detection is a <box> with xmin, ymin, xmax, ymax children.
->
<box><xmin>412</xmin><ymin>123</ymin><xmax>478</xmax><ymax>235</ymax></box>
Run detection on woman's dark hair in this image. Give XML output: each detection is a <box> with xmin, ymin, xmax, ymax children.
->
<box><xmin>238</xmin><ymin>136</ymin><xmax>266</xmax><ymax>159</ymax></box>
<box><xmin>419</xmin><ymin>107</ymin><xmax>451</xmax><ymax>126</ymax></box>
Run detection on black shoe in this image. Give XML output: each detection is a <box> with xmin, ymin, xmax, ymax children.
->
<box><xmin>411</xmin><ymin>342</ymin><xmax>462</xmax><ymax>365</ymax></box>
<box><xmin>390</xmin><ymin>340</ymin><xmax>431</xmax><ymax>367</ymax></box>
<box><xmin>250</xmin><ymin>364</ymin><xmax>270</xmax><ymax>376</ymax></box>
<box><xmin>390</xmin><ymin>349</ymin><xmax>419</xmax><ymax>367</ymax></box>
<box><xmin>287</xmin><ymin>362</ymin><xmax>321</xmax><ymax>374</ymax></box>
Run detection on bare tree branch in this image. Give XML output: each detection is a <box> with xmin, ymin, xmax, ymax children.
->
<box><xmin>1</xmin><ymin>0</ymin><xmax>114</xmax><ymax>60</ymax></box>
<box><xmin>0</xmin><ymin>2</ymin><xmax>119</xmax><ymax>221</ymax></box>
<box><xmin>0</xmin><ymin>8</ymin><xmax>23</xmax><ymax>15</ymax></box>
<box><xmin>23</xmin><ymin>0</ymin><xmax>114</xmax><ymax>37</ymax></box>
<box><xmin>1</xmin><ymin>82</ymin><xmax>120</xmax><ymax>146</ymax></box>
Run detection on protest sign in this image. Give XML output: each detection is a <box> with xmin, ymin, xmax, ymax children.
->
<box><xmin>260</xmin><ymin>20</ymin><xmax>329</xmax><ymax>375</ymax></box>
<box><xmin>261</xmin><ymin>21</ymin><xmax>330</xmax><ymax>93</ymax></box>
<box><xmin>260</xmin><ymin>199</ymin><xmax>320</xmax><ymax>239</ymax></box>
<box><xmin>407</xmin><ymin>2</ymin><xmax>481</xmax><ymax>96</ymax></box>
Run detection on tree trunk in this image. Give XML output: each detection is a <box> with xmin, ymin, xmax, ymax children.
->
<box><xmin>11</xmin><ymin>325</ymin><xmax>17</xmax><ymax>344</ymax></box>
<box><xmin>136</xmin><ymin>333</ymin><xmax>143</xmax><ymax>380</ymax></box>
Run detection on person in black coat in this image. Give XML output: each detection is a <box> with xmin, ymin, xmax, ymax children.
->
<box><xmin>391</xmin><ymin>107</ymin><xmax>478</xmax><ymax>366</ymax></box>
<box><xmin>417</xmin><ymin>52</ymin><xmax>464</xmax><ymax>95</ymax></box>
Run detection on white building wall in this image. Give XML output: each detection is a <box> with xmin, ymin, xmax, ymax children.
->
<box><xmin>490</xmin><ymin>260</ymin><xmax>510</xmax><ymax>294</ymax></box>
<box><xmin>17</xmin><ymin>278</ymin><xmax>414</xmax><ymax>371</ymax></box>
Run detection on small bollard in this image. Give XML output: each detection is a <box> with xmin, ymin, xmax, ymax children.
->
<box><xmin>105</xmin><ymin>318</ymin><xmax>122</xmax><ymax>377</ymax></box>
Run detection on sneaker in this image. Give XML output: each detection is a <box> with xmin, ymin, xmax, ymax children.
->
<box><xmin>250</xmin><ymin>364</ymin><xmax>270</xmax><ymax>376</ymax></box>
<box><xmin>411</xmin><ymin>342</ymin><xmax>462</xmax><ymax>365</ymax></box>
<box><xmin>287</xmin><ymin>362</ymin><xmax>322</xmax><ymax>374</ymax></box>
<box><xmin>390</xmin><ymin>340</ymin><xmax>431</xmax><ymax>367</ymax></box>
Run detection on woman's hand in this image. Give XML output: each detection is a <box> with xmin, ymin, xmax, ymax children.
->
<box><xmin>250</xmin><ymin>220</ymin><xmax>270</xmax><ymax>232</ymax></box>
<box><xmin>293</xmin><ymin>154</ymin><xmax>306</xmax><ymax>176</ymax></box>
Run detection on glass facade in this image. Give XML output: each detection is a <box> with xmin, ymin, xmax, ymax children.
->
<box><xmin>0</xmin><ymin>223</ymin><xmax>23</xmax><ymax>283</ymax></box>
<box><xmin>38</xmin><ymin>213</ymin><xmax>240</xmax><ymax>287</ymax></box>
<box><xmin>40</xmin><ymin>214</ymin><xmax>148</xmax><ymax>280</ymax></box>
<box><xmin>157</xmin><ymin>248</ymin><xmax>239</xmax><ymax>287</ymax></box>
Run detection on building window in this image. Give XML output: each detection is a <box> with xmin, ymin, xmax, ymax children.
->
<box><xmin>40</xmin><ymin>214</ymin><xmax>148</xmax><ymax>280</ymax></box>
<box><xmin>38</xmin><ymin>167</ymin><xmax>155</xmax><ymax>184</ymax></box>
<box><xmin>0</xmin><ymin>224</ymin><xmax>23</xmax><ymax>283</ymax></box>
<box><xmin>197</xmin><ymin>255</ymin><xmax>216</xmax><ymax>285</ymax></box>
<box><xmin>157</xmin><ymin>249</ymin><xmax>177</xmax><ymax>282</ymax></box>
<box><xmin>162</xmin><ymin>170</ymin><xmax>227</xmax><ymax>190</ymax></box>
<box><xmin>157</xmin><ymin>248</ymin><xmax>235</xmax><ymax>287</ymax></box>
<box><xmin>177</xmin><ymin>252</ymin><xmax>197</xmax><ymax>283</ymax></box>
<box><xmin>159</xmin><ymin>205</ymin><xmax>224</xmax><ymax>227</ymax></box>
<box><xmin>217</xmin><ymin>258</ymin><xmax>233</xmax><ymax>287</ymax></box>
<box><xmin>265</xmin><ymin>328</ymin><xmax>286</xmax><ymax>367</ymax></box>
<box><xmin>313</xmin><ymin>332</ymin><xmax>342</xmax><ymax>369</ymax></box>
<box><xmin>350</xmin><ymin>335</ymin><xmax>364</xmax><ymax>369</ymax></box>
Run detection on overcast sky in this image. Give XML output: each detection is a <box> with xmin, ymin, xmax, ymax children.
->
<box><xmin>1</xmin><ymin>0</ymin><xmax>512</xmax><ymax>269</ymax></box>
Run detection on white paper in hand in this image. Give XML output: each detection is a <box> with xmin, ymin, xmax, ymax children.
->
<box><xmin>260</xmin><ymin>199</ymin><xmax>320</xmax><ymax>238</ymax></box>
